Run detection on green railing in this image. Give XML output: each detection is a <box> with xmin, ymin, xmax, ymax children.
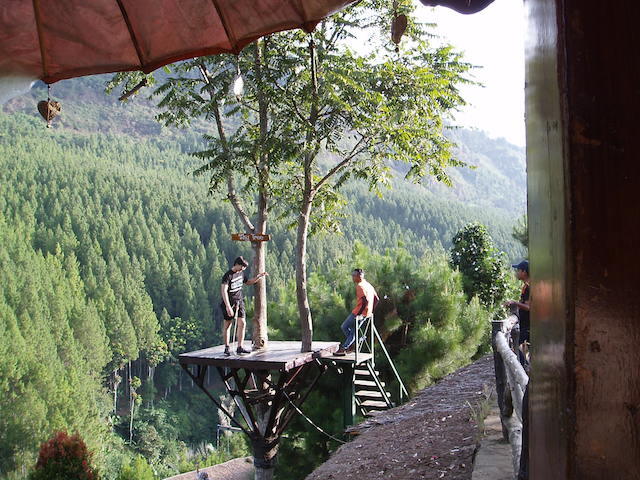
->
<box><xmin>354</xmin><ymin>315</ymin><xmax>409</xmax><ymax>405</ymax></box>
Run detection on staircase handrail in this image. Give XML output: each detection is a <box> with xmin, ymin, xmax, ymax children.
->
<box><xmin>492</xmin><ymin>314</ymin><xmax>529</xmax><ymax>477</ymax></box>
<box><xmin>372</xmin><ymin>323</ymin><xmax>409</xmax><ymax>402</ymax></box>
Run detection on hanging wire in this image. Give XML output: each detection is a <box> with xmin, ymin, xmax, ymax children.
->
<box><xmin>281</xmin><ymin>390</ymin><xmax>346</xmax><ymax>444</ymax></box>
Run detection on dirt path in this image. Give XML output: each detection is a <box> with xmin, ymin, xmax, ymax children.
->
<box><xmin>471</xmin><ymin>406</ymin><xmax>514</xmax><ymax>480</ymax></box>
<box><xmin>306</xmin><ymin>355</ymin><xmax>496</xmax><ymax>480</ymax></box>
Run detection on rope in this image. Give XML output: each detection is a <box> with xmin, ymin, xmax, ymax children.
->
<box><xmin>281</xmin><ymin>390</ymin><xmax>346</xmax><ymax>444</ymax></box>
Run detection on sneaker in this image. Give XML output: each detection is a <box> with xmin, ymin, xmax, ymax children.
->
<box><xmin>224</xmin><ymin>345</ymin><xmax>231</xmax><ymax>356</ymax></box>
<box><xmin>334</xmin><ymin>347</ymin><xmax>347</xmax><ymax>356</ymax></box>
<box><xmin>236</xmin><ymin>346</ymin><xmax>251</xmax><ymax>355</ymax></box>
<box><xmin>345</xmin><ymin>344</ymin><xmax>356</xmax><ymax>353</ymax></box>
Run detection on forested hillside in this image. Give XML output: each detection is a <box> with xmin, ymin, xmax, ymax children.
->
<box><xmin>1</xmin><ymin>73</ymin><xmax>525</xmax><ymax>479</ymax></box>
<box><xmin>5</xmin><ymin>76</ymin><xmax>526</xmax><ymax>255</ymax></box>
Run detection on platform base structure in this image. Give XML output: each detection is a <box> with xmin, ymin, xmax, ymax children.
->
<box><xmin>179</xmin><ymin>341</ymin><xmax>339</xmax><ymax>478</ymax></box>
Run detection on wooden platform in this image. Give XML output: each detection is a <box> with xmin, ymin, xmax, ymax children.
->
<box><xmin>178</xmin><ymin>341</ymin><xmax>340</xmax><ymax>372</ymax></box>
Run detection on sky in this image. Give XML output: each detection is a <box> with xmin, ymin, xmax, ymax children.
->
<box><xmin>418</xmin><ymin>0</ymin><xmax>525</xmax><ymax>146</ymax></box>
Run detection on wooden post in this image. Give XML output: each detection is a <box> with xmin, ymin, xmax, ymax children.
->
<box><xmin>527</xmin><ymin>1</ymin><xmax>640</xmax><ymax>477</ymax></box>
<box><xmin>491</xmin><ymin>319</ymin><xmax>510</xmax><ymax>440</ymax></box>
<box><xmin>342</xmin><ymin>362</ymin><xmax>355</xmax><ymax>429</ymax></box>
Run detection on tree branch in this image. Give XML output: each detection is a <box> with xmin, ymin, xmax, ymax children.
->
<box><xmin>227</xmin><ymin>176</ymin><xmax>255</xmax><ymax>233</ymax></box>
<box><xmin>199</xmin><ymin>62</ymin><xmax>255</xmax><ymax>233</ymax></box>
<box><xmin>314</xmin><ymin>135</ymin><xmax>367</xmax><ymax>191</ymax></box>
<box><xmin>273</xmin><ymin>81</ymin><xmax>309</xmax><ymax>125</ymax></box>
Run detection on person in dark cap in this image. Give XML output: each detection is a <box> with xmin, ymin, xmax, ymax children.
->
<box><xmin>504</xmin><ymin>260</ymin><xmax>530</xmax><ymax>360</ymax></box>
<box><xmin>505</xmin><ymin>260</ymin><xmax>530</xmax><ymax>480</ymax></box>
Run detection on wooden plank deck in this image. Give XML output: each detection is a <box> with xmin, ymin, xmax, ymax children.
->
<box><xmin>178</xmin><ymin>341</ymin><xmax>340</xmax><ymax>372</ymax></box>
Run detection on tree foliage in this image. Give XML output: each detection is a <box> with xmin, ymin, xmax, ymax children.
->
<box><xmin>116</xmin><ymin>456</ymin><xmax>154</xmax><ymax>480</ymax></box>
<box><xmin>1</xmin><ymin>79</ymin><xmax>522</xmax><ymax>477</ymax></box>
<box><xmin>28</xmin><ymin>432</ymin><xmax>98</xmax><ymax>480</ymax></box>
<box><xmin>512</xmin><ymin>214</ymin><xmax>529</xmax><ymax>250</ymax></box>
<box><xmin>106</xmin><ymin>0</ymin><xmax>473</xmax><ymax>351</ymax></box>
<box><xmin>267</xmin><ymin>243</ymin><xmax>496</xmax><ymax>478</ymax></box>
<box><xmin>449</xmin><ymin>222</ymin><xmax>510</xmax><ymax>308</ymax></box>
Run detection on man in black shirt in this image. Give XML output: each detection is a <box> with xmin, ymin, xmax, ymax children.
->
<box><xmin>504</xmin><ymin>260</ymin><xmax>530</xmax><ymax>358</ymax></box>
<box><xmin>505</xmin><ymin>260</ymin><xmax>530</xmax><ymax>480</ymax></box>
<box><xmin>221</xmin><ymin>256</ymin><xmax>268</xmax><ymax>356</ymax></box>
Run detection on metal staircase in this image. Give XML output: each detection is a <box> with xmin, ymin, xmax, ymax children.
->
<box><xmin>354</xmin><ymin>364</ymin><xmax>393</xmax><ymax>415</ymax></box>
<box><xmin>325</xmin><ymin>315</ymin><xmax>409</xmax><ymax>426</ymax></box>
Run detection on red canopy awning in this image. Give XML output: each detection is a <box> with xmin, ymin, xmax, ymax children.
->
<box><xmin>419</xmin><ymin>0</ymin><xmax>494</xmax><ymax>15</ymax></box>
<box><xmin>0</xmin><ymin>0</ymin><xmax>356</xmax><ymax>84</ymax></box>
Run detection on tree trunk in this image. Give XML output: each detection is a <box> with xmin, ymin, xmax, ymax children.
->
<box><xmin>295</xmin><ymin>37</ymin><xmax>319</xmax><ymax>353</ymax></box>
<box><xmin>252</xmin><ymin>39</ymin><xmax>270</xmax><ymax>350</ymax></box>
<box><xmin>252</xmin><ymin>390</ymin><xmax>279</xmax><ymax>480</ymax></box>
<box><xmin>113</xmin><ymin>368</ymin><xmax>121</xmax><ymax>413</ymax></box>
<box><xmin>296</xmin><ymin>199</ymin><xmax>313</xmax><ymax>352</ymax></box>
<box><xmin>129</xmin><ymin>396</ymin><xmax>134</xmax><ymax>444</ymax></box>
<box><xmin>255</xmin><ymin>464</ymin><xmax>275</xmax><ymax>480</ymax></box>
<box><xmin>252</xmin><ymin>237</ymin><xmax>268</xmax><ymax>349</ymax></box>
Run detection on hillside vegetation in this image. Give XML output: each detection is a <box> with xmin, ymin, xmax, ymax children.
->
<box><xmin>1</xmin><ymin>73</ymin><xmax>524</xmax><ymax>479</ymax></box>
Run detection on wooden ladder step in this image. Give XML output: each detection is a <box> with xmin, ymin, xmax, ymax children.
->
<box><xmin>355</xmin><ymin>368</ymin><xmax>379</xmax><ymax>376</ymax></box>
<box><xmin>354</xmin><ymin>379</ymin><xmax>385</xmax><ymax>388</ymax></box>
<box><xmin>359</xmin><ymin>399</ymin><xmax>389</xmax><ymax>409</ymax></box>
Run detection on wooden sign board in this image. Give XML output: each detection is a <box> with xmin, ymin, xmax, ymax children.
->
<box><xmin>232</xmin><ymin>233</ymin><xmax>271</xmax><ymax>242</ymax></box>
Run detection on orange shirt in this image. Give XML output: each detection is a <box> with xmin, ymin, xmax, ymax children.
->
<box><xmin>352</xmin><ymin>280</ymin><xmax>378</xmax><ymax>317</ymax></box>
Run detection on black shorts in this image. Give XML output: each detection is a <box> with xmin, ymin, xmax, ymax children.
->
<box><xmin>221</xmin><ymin>300</ymin><xmax>245</xmax><ymax>321</ymax></box>
<box><xmin>519</xmin><ymin>317</ymin><xmax>530</xmax><ymax>344</ymax></box>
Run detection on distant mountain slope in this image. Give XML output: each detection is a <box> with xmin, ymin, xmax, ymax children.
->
<box><xmin>437</xmin><ymin>127</ymin><xmax>526</xmax><ymax>212</ymax></box>
<box><xmin>2</xmin><ymin>75</ymin><xmax>526</xmax><ymax>256</ymax></box>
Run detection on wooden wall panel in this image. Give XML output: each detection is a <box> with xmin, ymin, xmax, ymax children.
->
<box><xmin>526</xmin><ymin>0</ymin><xmax>640</xmax><ymax>478</ymax></box>
<box><xmin>525</xmin><ymin>0</ymin><xmax>571</xmax><ymax>477</ymax></box>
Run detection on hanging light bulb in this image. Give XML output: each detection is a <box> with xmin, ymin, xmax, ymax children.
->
<box><xmin>232</xmin><ymin>61</ymin><xmax>244</xmax><ymax>98</ymax></box>
<box><xmin>233</xmin><ymin>74</ymin><xmax>244</xmax><ymax>97</ymax></box>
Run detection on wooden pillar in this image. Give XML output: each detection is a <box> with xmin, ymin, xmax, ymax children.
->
<box><xmin>526</xmin><ymin>0</ymin><xmax>640</xmax><ymax>478</ymax></box>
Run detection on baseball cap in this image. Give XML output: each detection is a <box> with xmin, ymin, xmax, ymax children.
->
<box><xmin>511</xmin><ymin>260</ymin><xmax>529</xmax><ymax>273</ymax></box>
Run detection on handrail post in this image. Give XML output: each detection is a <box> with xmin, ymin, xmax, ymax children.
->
<box><xmin>369</xmin><ymin>316</ymin><xmax>375</xmax><ymax>369</ymax></box>
<box><xmin>354</xmin><ymin>315</ymin><xmax>359</xmax><ymax>365</ymax></box>
<box><xmin>492</xmin><ymin>319</ymin><xmax>510</xmax><ymax>440</ymax></box>
<box><xmin>492</xmin><ymin>314</ymin><xmax>529</xmax><ymax>478</ymax></box>
<box><xmin>372</xmin><ymin>325</ymin><xmax>408</xmax><ymax>403</ymax></box>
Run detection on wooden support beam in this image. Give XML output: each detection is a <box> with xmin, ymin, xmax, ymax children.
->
<box><xmin>180</xmin><ymin>343</ymin><xmax>336</xmax><ymax>477</ymax></box>
<box><xmin>180</xmin><ymin>364</ymin><xmax>249</xmax><ymax>435</ymax></box>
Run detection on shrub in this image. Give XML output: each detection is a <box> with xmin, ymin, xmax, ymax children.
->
<box><xmin>117</xmin><ymin>456</ymin><xmax>155</xmax><ymax>480</ymax></box>
<box><xmin>450</xmin><ymin>222</ymin><xmax>509</xmax><ymax>308</ymax></box>
<box><xmin>28</xmin><ymin>431</ymin><xmax>98</xmax><ymax>480</ymax></box>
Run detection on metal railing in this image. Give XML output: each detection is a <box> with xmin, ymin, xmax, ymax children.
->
<box><xmin>354</xmin><ymin>315</ymin><xmax>409</xmax><ymax>405</ymax></box>
<box><xmin>492</xmin><ymin>315</ymin><xmax>529</xmax><ymax>479</ymax></box>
